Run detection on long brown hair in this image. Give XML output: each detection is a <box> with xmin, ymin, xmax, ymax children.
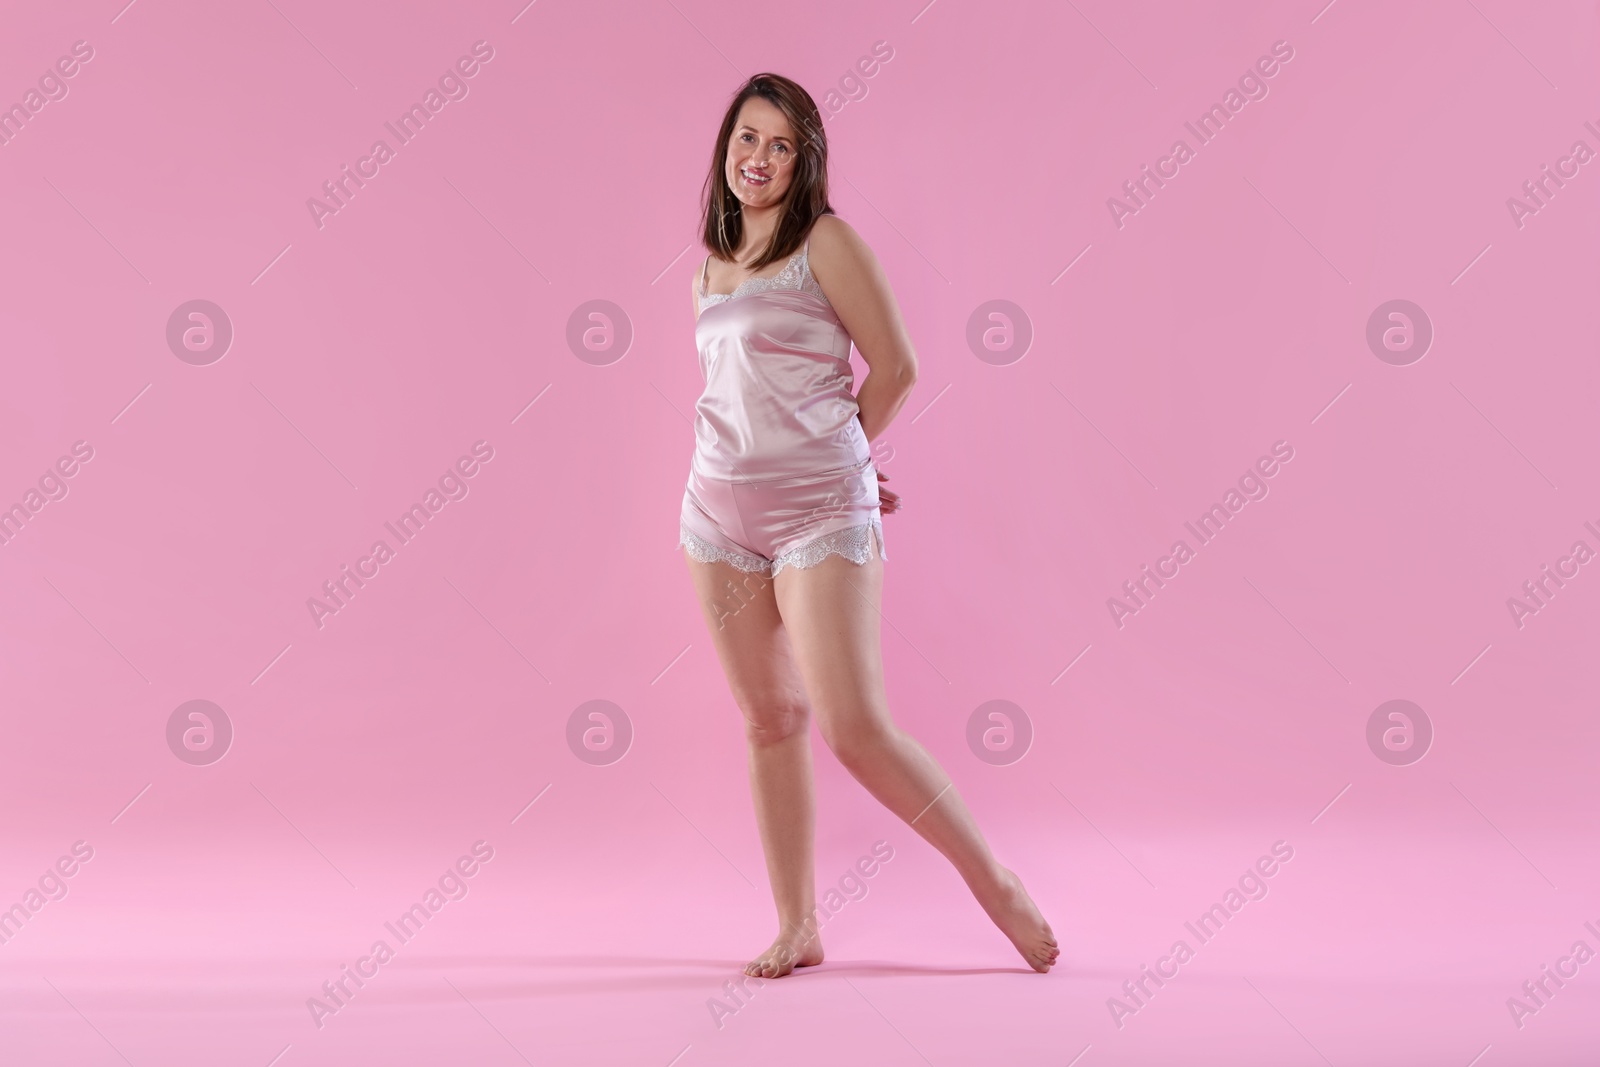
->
<box><xmin>700</xmin><ymin>72</ymin><xmax>833</xmax><ymax>271</ymax></box>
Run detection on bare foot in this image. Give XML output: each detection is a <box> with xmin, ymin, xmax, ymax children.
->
<box><xmin>744</xmin><ymin>925</ymin><xmax>825</xmax><ymax>979</ymax></box>
<box><xmin>973</xmin><ymin>866</ymin><xmax>1059</xmax><ymax>972</ymax></box>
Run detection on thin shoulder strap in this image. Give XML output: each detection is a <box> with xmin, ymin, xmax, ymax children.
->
<box><xmin>699</xmin><ymin>255</ymin><xmax>709</xmax><ymax>294</ymax></box>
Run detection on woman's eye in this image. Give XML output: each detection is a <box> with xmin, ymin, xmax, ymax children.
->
<box><xmin>735</xmin><ymin>133</ymin><xmax>788</xmax><ymax>152</ymax></box>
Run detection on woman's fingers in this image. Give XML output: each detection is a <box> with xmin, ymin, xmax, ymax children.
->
<box><xmin>876</xmin><ymin>469</ymin><xmax>896</xmax><ymax>511</ymax></box>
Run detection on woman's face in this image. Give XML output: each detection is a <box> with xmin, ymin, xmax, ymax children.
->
<box><xmin>724</xmin><ymin>97</ymin><xmax>797</xmax><ymax>210</ymax></box>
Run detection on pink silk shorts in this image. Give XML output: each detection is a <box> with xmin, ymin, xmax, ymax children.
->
<box><xmin>678</xmin><ymin>457</ymin><xmax>887</xmax><ymax>578</ymax></box>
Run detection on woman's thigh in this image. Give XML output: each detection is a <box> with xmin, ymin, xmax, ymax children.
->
<box><xmin>684</xmin><ymin>554</ymin><xmax>810</xmax><ymax>731</ymax></box>
<box><xmin>771</xmin><ymin>553</ymin><xmax>890</xmax><ymax>746</ymax></box>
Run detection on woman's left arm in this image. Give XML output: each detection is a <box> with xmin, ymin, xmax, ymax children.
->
<box><xmin>808</xmin><ymin>215</ymin><xmax>919</xmax><ymax>444</ymax></box>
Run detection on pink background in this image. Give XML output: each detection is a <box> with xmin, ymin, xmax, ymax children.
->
<box><xmin>2</xmin><ymin>0</ymin><xmax>1598</xmax><ymax>1063</ymax></box>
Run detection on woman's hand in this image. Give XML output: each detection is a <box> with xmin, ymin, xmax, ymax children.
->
<box><xmin>876</xmin><ymin>468</ymin><xmax>900</xmax><ymax>515</ymax></box>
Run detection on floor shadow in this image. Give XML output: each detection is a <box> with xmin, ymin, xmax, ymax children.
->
<box><xmin>796</xmin><ymin>960</ymin><xmax>1030</xmax><ymax>978</ymax></box>
<box><xmin>398</xmin><ymin>953</ymin><xmax>740</xmax><ymax>970</ymax></box>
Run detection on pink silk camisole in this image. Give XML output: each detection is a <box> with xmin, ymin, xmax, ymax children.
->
<box><xmin>691</xmin><ymin>237</ymin><xmax>873</xmax><ymax>484</ymax></box>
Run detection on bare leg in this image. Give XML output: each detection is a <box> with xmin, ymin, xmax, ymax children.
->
<box><xmin>773</xmin><ymin>545</ymin><xmax>1059</xmax><ymax>972</ymax></box>
<box><xmin>684</xmin><ymin>551</ymin><xmax>825</xmax><ymax>978</ymax></box>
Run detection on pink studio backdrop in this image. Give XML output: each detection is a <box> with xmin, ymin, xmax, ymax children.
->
<box><xmin>1</xmin><ymin>0</ymin><xmax>1597</xmax><ymax>1064</ymax></box>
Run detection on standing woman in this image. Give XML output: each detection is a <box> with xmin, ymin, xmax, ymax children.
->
<box><xmin>678</xmin><ymin>73</ymin><xmax>1057</xmax><ymax>979</ymax></box>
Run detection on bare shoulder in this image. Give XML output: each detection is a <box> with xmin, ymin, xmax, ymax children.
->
<box><xmin>808</xmin><ymin>214</ymin><xmax>876</xmax><ymax>274</ymax></box>
<box><xmin>689</xmin><ymin>253</ymin><xmax>703</xmax><ymax>318</ymax></box>
<box><xmin>807</xmin><ymin>214</ymin><xmax>888</xmax><ymax>301</ymax></box>
<box><xmin>804</xmin><ymin>214</ymin><xmax>914</xmax><ymax>374</ymax></box>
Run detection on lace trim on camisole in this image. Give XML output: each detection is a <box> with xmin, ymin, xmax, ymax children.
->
<box><xmin>698</xmin><ymin>237</ymin><xmax>830</xmax><ymax>312</ymax></box>
<box><xmin>678</xmin><ymin>517</ymin><xmax>885</xmax><ymax>577</ymax></box>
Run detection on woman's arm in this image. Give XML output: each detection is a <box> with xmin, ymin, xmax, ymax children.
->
<box><xmin>808</xmin><ymin>215</ymin><xmax>919</xmax><ymax>444</ymax></box>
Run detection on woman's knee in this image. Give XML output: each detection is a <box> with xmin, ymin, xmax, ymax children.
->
<box><xmin>736</xmin><ymin>694</ymin><xmax>811</xmax><ymax>745</ymax></box>
<box><xmin>817</xmin><ymin>713</ymin><xmax>893</xmax><ymax>769</ymax></box>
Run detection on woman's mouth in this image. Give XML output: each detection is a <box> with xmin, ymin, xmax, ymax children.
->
<box><xmin>741</xmin><ymin>167</ymin><xmax>771</xmax><ymax>188</ymax></box>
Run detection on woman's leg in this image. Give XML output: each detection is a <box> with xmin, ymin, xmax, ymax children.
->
<box><xmin>772</xmin><ymin>548</ymin><xmax>1059</xmax><ymax>972</ymax></box>
<box><xmin>684</xmin><ymin>551</ymin><xmax>826</xmax><ymax>978</ymax></box>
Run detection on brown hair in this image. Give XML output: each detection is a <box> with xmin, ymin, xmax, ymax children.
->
<box><xmin>700</xmin><ymin>72</ymin><xmax>833</xmax><ymax>272</ymax></box>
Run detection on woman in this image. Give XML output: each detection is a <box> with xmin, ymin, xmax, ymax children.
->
<box><xmin>678</xmin><ymin>73</ymin><xmax>1058</xmax><ymax>979</ymax></box>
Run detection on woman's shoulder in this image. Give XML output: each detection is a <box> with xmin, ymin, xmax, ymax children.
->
<box><xmin>807</xmin><ymin>214</ymin><xmax>878</xmax><ymax>284</ymax></box>
<box><xmin>808</xmin><ymin>213</ymin><xmax>860</xmax><ymax>252</ymax></box>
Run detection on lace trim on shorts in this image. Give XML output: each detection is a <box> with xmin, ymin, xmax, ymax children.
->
<box><xmin>678</xmin><ymin>518</ymin><xmax>887</xmax><ymax>578</ymax></box>
<box><xmin>678</xmin><ymin>523</ymin><xmax>773</xmax><ymax>575</ymax></box>
<box><xmin>771</xmin><ymin>518</ymin><xmax>886</xmax><ymax>577</ymax></box>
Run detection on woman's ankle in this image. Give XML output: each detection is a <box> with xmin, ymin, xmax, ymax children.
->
<box><xmin>779</xmin><ymin>911</ymin><xmax>821</xmax><ymax>943</ymax></box>
<box><xmin>962</xmin><ymin>860</ymin><xmax>1012</xmax><ymax>898</ymax></box>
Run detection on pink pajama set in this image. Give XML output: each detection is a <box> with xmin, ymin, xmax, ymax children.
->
<box><xmin>678</xmin><ymin>233</ymin><xmax>887</xmax><ymax>578</ymax></box>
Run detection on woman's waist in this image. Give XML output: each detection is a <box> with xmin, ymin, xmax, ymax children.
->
<box><xmin>698</xmin><ymin>356</ymin><xmax>856</xmax><ymax>397</ymax></box>
<box><xmin>690</xmin><ymin>441</ymin><xmax>873</xmax><ymax>485</ymax></box>
<box><xmin>693</xmin><ymin>390</ymin><xmax>863</xmax><ymax>443</ymax></box>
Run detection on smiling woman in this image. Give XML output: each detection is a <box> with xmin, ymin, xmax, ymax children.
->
<box><xmin>676</xmin><ymin>72</ymin><xmax>1058</xmax><ymax>982</ymax></box>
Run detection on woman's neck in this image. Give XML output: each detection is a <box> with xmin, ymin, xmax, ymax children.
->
<box><xmin>735</xmin><ymin>204</ymin><xmax>784</xmax><ymax>259</ymax></box>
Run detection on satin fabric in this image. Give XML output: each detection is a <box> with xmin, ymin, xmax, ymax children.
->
<box><xmin>692</xmin><ymin>286</ymin><xmax>871</xmax><ymax>482</ymax></box>
<box><xmin>680</xmin><ymin>247</ymin><xmax>884</xmax><ymax>567</ymax></box>
<box><xmin>681</xmin><ymin>458</ymin><xmax>880</xmax><ymax>568</ymax></box>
